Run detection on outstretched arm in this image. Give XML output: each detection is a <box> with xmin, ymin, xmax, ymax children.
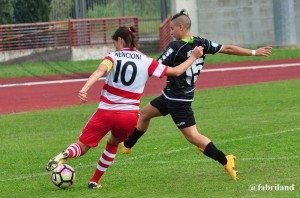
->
<box><xmin>165</xmin><ymin>46</ymin><xmax>203</xmax><ymax>76</ymax></box>
<box><xmin>220</xmin><ymin>45</ymin><xmax>272</xmax><ymax>56</ymax></box>
<box><xmin>78</xmin><ymin>64</ymin><xmax>108</xmax><ymax>104</ymax></box>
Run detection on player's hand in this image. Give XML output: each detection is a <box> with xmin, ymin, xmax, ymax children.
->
<box><xmin>78</xmin><ymin>90</ymin><xmax>88</xmax><ymax>104</ymax></box>
<box><xmin>255</xmin><ymin>46</ymin><xmax>272</xmax><ymax>56</ymax></box>
<box><xmin>192</xmin><ymin>46</ymin><xmax>204</xmax><ymax>58</ymax></box>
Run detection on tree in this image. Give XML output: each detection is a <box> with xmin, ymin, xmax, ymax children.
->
<box><xmin>13</xmin><ymin>0</ymin><xmax>52</xmax><ymax>23</ymax></box>
<box><xmin>49</xmin><ymin>0</ymin><xmax>73</xmax><ymax>21</ymax></box>
<box><xmin>0</xmin><ymin>0</ymin><xmax>14</xmax><ymax>24</ymax></box>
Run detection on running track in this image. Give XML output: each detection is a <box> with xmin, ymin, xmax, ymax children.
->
<box><xmin>1</xmin><ymin>58</ymin><xmax>300</xmax><ymax>115</ymax></box>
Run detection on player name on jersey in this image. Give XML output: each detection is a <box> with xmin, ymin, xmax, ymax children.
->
<box><xmin>114</xmin><ymin>52</ymin><xmax>141</xmax><ymax>59</ymax></box>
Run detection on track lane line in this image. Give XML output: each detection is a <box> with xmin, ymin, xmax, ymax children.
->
<box><xmin>1</xmin><ymin>63</ymin><xmax>300</xmax><ymax>88</ymax></box>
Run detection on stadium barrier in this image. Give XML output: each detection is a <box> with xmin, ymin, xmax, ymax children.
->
<box><xmin>159</xmin><ymin>16</ymin><xmax>171</xmax><ymax>52</ymax></box>
<box><xmin>0</xmin><ymin>17</ymin><xmax>138</xmax><ymax>51</ymax></box>
<box><xmin>0</xmin><ymin>16</ymin><xmax>173</xmax><ymax>63</ymax></box>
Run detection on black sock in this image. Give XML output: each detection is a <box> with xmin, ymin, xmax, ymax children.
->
<box><xmin>124</xmin><ymin>128</ymin><xmax>145</xmax><ymax>148</ymax></box>
<box><xmin>203</xmin><ymin>142</ymin><xmax>227</xmax><ymax>165</ymax></box>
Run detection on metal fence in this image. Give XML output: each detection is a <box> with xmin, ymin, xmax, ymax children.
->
<box><xmin>0</xmin><ymin>21</ymin><xmax>69</xmax><ymax>51</ymax></box>
<box><xmin>56</xmin><ymin>0</ymin><xmax>164</xmax><ymax>49</ymax></box>
<box><xmin>0</xmin><ymin>17</ymin><xmax>138</xmax><ymax>51</ymax></box>
<box><xmin>159</xmin><ymin>16</ymin><xmax>171</xmax><ymax>51</ymax></box>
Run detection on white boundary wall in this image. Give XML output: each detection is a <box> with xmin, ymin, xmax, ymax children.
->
<box><xmin>71</xmin><ymin>44</ymin><xmax>115</xmax><ymax>61</ymax></box>
<box><xmin>171</xmin><ymin>0</ymin><xmax>299</xmax><ymax>47</ymax></box>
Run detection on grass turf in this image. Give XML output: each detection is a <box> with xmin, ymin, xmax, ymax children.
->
<box><xmin>1</xmin><ymin>48</ymin><xmax>300</xmax><ymax>79</ymax></box>
<box><xmin>0</xmin><ymin>79</ymin><xmax>299</xmax><ymax>197</ymax></box>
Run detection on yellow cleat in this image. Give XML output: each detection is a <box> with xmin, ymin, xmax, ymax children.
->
<box><xmin>119</xmin><ymin>142</ymin><xmax>132</xmax><ymax>154</ymax></box>
<box><xmin>224</xmin><ymin>155</ymin><xmax>238</xmax><ymax>181</ymax></box>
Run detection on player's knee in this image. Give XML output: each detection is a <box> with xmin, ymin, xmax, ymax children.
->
<box><xmin>139</xmin><ymin>109</ymin><xmax>151</xmax><ymax>121</ymax></box>
<box><xmin>140</xmin><ymin>104</ymin><xmax>160</xmax><ymax>120</ymax></box>
<box><xmin>140</xmin><ymin>107</ymin><xmax>154</xmax><ymax>120</ymax></box>
<box><xmin>181</xmin><ymin>128</ymin><xmax>200</xmax><ymax>145</ymax></box>
<box><xmin>184</xmin><ymin>134</ymin><xmax>194</xmax><ymax>144</ymax></box>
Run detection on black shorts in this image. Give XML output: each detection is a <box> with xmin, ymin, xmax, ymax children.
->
<box><xmin>150</xmin><ymin>94</ymin><xmax>196</xmax><ymax>129</ymax></box>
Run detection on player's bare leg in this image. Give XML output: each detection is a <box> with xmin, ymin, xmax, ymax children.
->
<box><xmin>46</xmin><ymin>141</ymin><xmax>89</xmax><ymax>171</ymax></box>
<box><xmin>120</xmin><ymin>103</ymin><xmax>161</xmax><ymax>154</ymax></box>
<box><xmin>181</xmin><ymin>125</ymin><xmax>238</xmax><ymax>180</ymax></box>
<box><xmin>180</xmin><ymin>125</ymin><xmax>211</xmax><ymax>149</ymax></box>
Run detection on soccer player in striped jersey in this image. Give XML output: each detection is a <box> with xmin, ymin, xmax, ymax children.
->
<box><xmin>120</xmin><ymin>9</ymin><xmax>272</xmax><ymax>181</ymax></box>
<box><xmin>46</xmin><ymin>26</ymin><xmax>203</xmax><ymax>189</ymax></box>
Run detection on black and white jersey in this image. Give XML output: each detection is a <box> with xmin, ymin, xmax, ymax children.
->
<box><xmin>158</xmin><ymin>36</ymin><xmax>223</xmax><ymax>101</ymax></box>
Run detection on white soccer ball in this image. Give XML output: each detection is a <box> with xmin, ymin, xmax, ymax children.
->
<box><xmin>51</xmin><ymin>164</ymin><xmax>75</xmax><ymax>189</ymax></box>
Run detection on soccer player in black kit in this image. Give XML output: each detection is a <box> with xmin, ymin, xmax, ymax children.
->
<box><xmin>121</xmin><ymin>9</ymin><xmax>272</xmax><ymax>180</ymax></box>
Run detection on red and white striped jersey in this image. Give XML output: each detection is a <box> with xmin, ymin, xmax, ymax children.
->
<box><xmin>98</xmin><ymin>48</ymin><xmax>168</xmax><ymax>111</ymax></box>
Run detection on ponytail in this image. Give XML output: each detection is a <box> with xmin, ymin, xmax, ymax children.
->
<box><xmin>112</xmin><ymin>26</ymin><xmax>138</xmax><ymax>49</ymax></box>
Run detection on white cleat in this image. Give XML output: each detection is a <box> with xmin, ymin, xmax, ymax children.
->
<box><xmin>46</xmin><ymin>150</ymin><xmax>69</xmax><ymax>171</ymax></box>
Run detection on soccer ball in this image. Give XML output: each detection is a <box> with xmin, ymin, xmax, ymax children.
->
<box><xmin>51</xmin><ymin>164</ymin><xmax>75</xmax><ymax>189</ymax></box>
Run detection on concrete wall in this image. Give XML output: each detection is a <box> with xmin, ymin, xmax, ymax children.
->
<box><xmin>0</xmin><ymin>41</ymin><xmax>155</xmax><ymax>64</ymax></box>
<box><xmin>295</xmin><ymin>0</ymin><xmax>300</xmax><ymax>44</ymax></box>
<box><xmin>171</xmin><ymin>0</ymin><xmax>299</xmax><ymax>47</ymax></box>
<box><xmin>0</xmin><ymin>44</ymin><xmax>115</xmax><ymax>65</ymax></box>
<box><xmin>0</xmin><ymin>47</ymin><xmax>72</xmax><ymax>66</ymax></box>
<box><xmin>71</xmin><ymin>44</ymin><xmax>115</xmax><ymax>61</ymax></box>
<box><xmin>170</xmin><ymin>0</ymin><xmax>200</xmax><ymax>36</ymax></box>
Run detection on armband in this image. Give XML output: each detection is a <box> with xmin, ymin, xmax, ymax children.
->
<box><xmin>101</xmin><ymin>59</ymin><xmax>113</xmax><ymax>71</ymax></box>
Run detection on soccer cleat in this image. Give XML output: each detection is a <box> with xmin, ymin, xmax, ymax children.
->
<box><xmin>119</xmin><ymin>142</ymin><xmax>132</xmax><ymax>154</ymax></box>
<box><xmin>46</xmin><ymin>150</ymin><xmax>69</xmax><ymax>171</ymax></box>
<box><xmin>224</xmin><ymin>155</ymin><xmax>238</xmax><ymax>181</ymax></box>
<box><xmin>88</xmin><ymin>182</ymin><xmax>102</xmax><ymax>189</ymax></box>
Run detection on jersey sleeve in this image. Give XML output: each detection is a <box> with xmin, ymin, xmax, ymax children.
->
<box><xmin>203</xmin><ymin>39</ymin><xmax>223</xmax><ymax>55</ymax></box>
<box><xmin>148</xmin><ymin>59</ymin><xmax>168</xmax><ymax>78</ymax></box>
<box><xmin>100</xmin><ymin>55</ymin><xmax>114</xmax><ymax>72</ymax></box>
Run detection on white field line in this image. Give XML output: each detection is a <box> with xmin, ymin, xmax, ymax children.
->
<box><xmin>0</xmin><ymin>127</ymin><xmax>299</xmax><ymax>182</ymax></box>
<box><xmin>202</xmin><ymin>62</ymin><xmax>300</xmax><ymax>72</ymax></box>
<box><xmin>1</xmin><ymin>62</ymin><xmax>300</xmax><ymax>88</ymax></box>
<box><xmin>0</xmin><ymin>77</ymin><xmax>106</xmax><ymax>88</ymax></box>
<box><xmin>114</xmin><ymin>127</ymin><xmax>300</xmax><ymax>162</ymax></box>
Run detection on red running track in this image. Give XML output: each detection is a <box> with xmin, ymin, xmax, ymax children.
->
<box><xmin>1</xmin><ymin>58</ymin><xmax>300</xmax><ymax>115</ymax></box>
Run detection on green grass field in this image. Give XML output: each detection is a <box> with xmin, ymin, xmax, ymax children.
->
<box><xmin>1</xmin><ymin>79</ymin><xmax>299</xmax><ymax>197</ymax></box>
<box><xmin>1</xmin><ymin>48</ymin><xmax>300</xmax><ymax>79</ymax></box>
